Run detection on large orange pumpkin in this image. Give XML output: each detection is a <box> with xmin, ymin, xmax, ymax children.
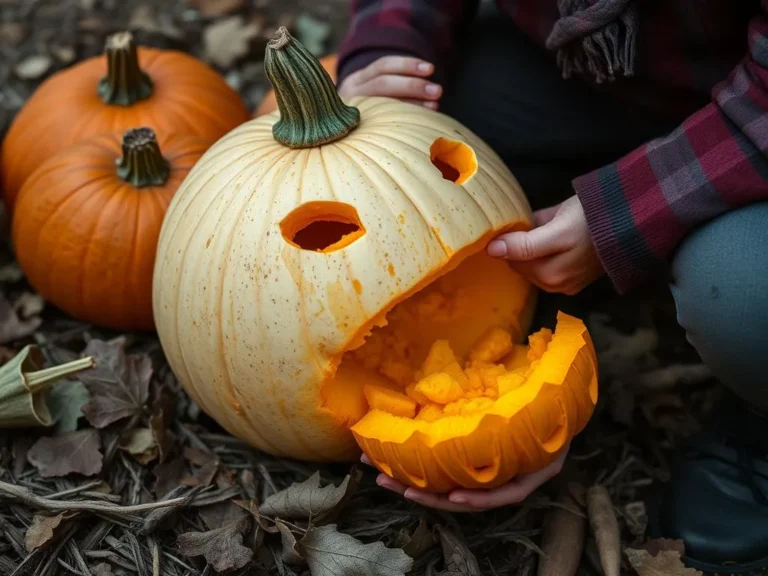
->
<box><xmin>254</xmin><ymin>53</ymin><xmax>337</xmax><ymax>117</ymax></box>
<box><xmin>12</xmin><ymin>127</ymin><xmax>212</xmax><ymax>332</ymax></box>
<box><xmin>152</xmin><ymin>28</ymin><xmax>598</xmax><ymax>492</ymax></box>
<box><xmin>0</xmin><ymin>31</ymin><xmax>248</xmax><ymax>212</ymax></box>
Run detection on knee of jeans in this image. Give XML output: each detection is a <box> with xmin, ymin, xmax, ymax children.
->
<box><xmin>670</xmin><ymin>203</ymin><xmax>768</xmax><ymax>389</ymax></box>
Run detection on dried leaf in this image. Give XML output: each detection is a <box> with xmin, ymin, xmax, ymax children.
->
<box><xmin>638</xmin><ymin>539</ymin><xmax>685</xmax><ymax>557</ymax></box>
<box><xmin>183</xmin><ymin>446</ymin><xmax>217</xmax><ymax>467</ymax></box>
<box><xmin>0</xmin><ymin>293</ymin><xmax>42</xmax><ymax>345</ymax></box>
<box><xmin>298</xmin><ymin>524</ymin><xmax>413</xmax><ymax>576</ymax></box>
<box><xmin>47</xmin><ymin>379</ymin><xmax>89</xmax><ymax>433</ymax></box>
<box><xmin>187</xmin><ymin>0</ymin><xmax>244</xmax><ymax>17</ymax></box>
<box><xmin>234</xmin><ymin>498</ymin><xmax>278</xmax><ymax>534</ymax></box>
<box><xmin>25</xmin><ymin>513</ymin><xmax>66</xmax><ymax>552</ymax></box>
<box><xmin>27</xmin><ymin>429</ymin><xmax>102</xmax><ymax>478</ymax></box>
<box><xmin>259</xmin><ymin>470</ymin><xmax>361</xmax><ymax>524</ymax></box>
<box><xmin>199</xmin><ymin>500</ymin><xmax>248</xmax><ymax>531</ymax></box>
<box><xmin>119</xmin><ymin>427</ymin><xmax>158</xmax><ymax>464</ymax></box>
<box><xmin>78</xmin><ymin>337</ymin><xmax>151</xmax><ymax>428</ymax></box>
<box><xmin>15</xmin><ymin>55</ymin><xmax>53</xmax><ymax>80</ymax></box>
<box><xmin>177</xmin><ymin>516</ymin><xmax>254</xmax><ymax>572</ymax></box>
<box><xmin>394</xmin><ymin>519</ymin><xmax>435</xmax><ymax>558</ymax></box>
<box><xmin>276</xmin><ymin>520</ymin><xmax>304</xmax><ymax>565</ymax></box>
<box><xmin>203</xmin><ymin>16</ymin><xmax>260</xmax><ymax>68</ymax></box>
<box><xmin>625</xmin><ymin>547</ymin><xmax>702</xmax><ymax>576</ymax></box>
<box><xmin>182</xmin><ymin>446</ymin><xmax>219</xmax><ymax>487</ymax></box>
<box><xmin>153</xmin><ymin>456</ymin><xmax>187</xmax><ymax>498</ymax></box>
<box><xmin>150</xmin><ymin>389</ymin><xmax>177</xmax><ymax>463</ymax></box>
<box><xmin>436</xmin><ymin>526</ymin><xmax>481</xmax><ymax>576</ymax></box>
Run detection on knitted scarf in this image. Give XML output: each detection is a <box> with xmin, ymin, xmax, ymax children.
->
<box><xmin>546</xmin><ymin>0</ymin><xmax>638</xmax><ymax>83</ymax></box>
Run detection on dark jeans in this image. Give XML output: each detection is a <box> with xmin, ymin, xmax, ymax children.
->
<box><xmin>440</xmin><ymin>11</ymin><xmax>768</xmax><ymax>410</ymax></box>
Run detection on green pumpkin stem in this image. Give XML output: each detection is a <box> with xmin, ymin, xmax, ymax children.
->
<box><xmin>265</xmin><ymin>27</ymin><xmax>360</xmax><ymax>148</ymax></box>
<box><xmin>98</xmin><ymin>31</ymin><xmax>153</xmax><ymax>106</ymax></box>
<box><xmin>117</xmin><ymin>128</ymin><xmax>170</xmax><ymax>188</ymax></box>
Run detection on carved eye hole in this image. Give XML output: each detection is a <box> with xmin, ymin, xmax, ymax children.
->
<box><xmin>430</xmin><ymin>137</ymin><xmax>478</xmax><ymax>185</ymax></box>
<box><xmin>280</xmin><ymin>201</ymin><xmax>366</xmax><ymax>253</ymax></box>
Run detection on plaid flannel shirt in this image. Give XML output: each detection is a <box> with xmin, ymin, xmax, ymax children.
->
<box><xmin>337</xmin><ymin>0</ymin><xmax>768</xmax><ymax>293</ymax></box>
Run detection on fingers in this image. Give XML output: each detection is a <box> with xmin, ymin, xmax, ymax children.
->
<box><xmin>402</xmin><ymin>488</ymin><xmax>484</xmax><ymax>513</ymax></box>
<box><xmin>448</xmin><ymin>447</ymin><xmax>568</xmax><ymax>509</ymax></box>
<box><xmin>487</xmin><ymin>220</ymin><xmax>571</xmax><ymax>261</ymax></box>
<box><xmin>362</xmin><ymin>448</ymin><xmax>568</xmax><ymax>512</ymax></box>
<box><xmin>353</xmin><ymin>74</ymin><xmax>442</xmax><ymax>100</ymax></box>
<box><xmin>353</xmin><ymin>56</ymin><xmax>434</xmax><ymax>84</ymax></box>
<box><xmin>339</xmin><ymin>56</ymin><xmax>442</xmax><ymax>104</ymax></box>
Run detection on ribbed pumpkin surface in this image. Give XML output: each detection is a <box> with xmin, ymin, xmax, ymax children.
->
<box><xmin>152</xmin><ymin>96</ymin><xmax>535</xmax><ymax>461</ymax></box>
<box><xmin>1</xmin><ymin>42</ymin><xmax>248</xmax><ymax>211</ymax></box>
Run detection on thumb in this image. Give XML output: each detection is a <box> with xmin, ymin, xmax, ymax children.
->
<box><xmin>487</xmin><ymin>221</ymin><xmax>569</xmax><ymax>261</ymax></box>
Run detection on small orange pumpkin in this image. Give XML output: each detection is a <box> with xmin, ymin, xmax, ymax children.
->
<box><xmin>254</xmin><ymin>53</ymin><xmax>337</xmax><ymax>117</ymax></box>
<box><xmin>12</xmin><ymin>127</ymin><xmax>212</xmax><ymax>332</ymax></box>
<box><xmin>0</xmin><ymin>31</ymin><xmax>248</xmax><ymax>212</ymax></box>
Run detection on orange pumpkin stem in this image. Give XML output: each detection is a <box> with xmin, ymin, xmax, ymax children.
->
<box><xmin>98</xmin><ymin>31</ymin><xmax>153</xmax><ymax>106</ymax></box>
<box><xmin>117</xmin><ymin>128</ymin><xmax>170</xmax><ymax>188</ymax></box>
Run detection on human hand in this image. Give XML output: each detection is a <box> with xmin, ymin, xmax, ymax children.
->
<box><xmin>337</xmin><ymin>56</ymin><xmax>442</xmax><ymax>109</ymax></box>
<box><xmin>487</xmin><ymin>195</ymin><xmax>604</xmax><ymax>295</ymax></box>
<box><xmin>362</xmin><ymin>444</ymin><xmax>569</xmax><ymax>512</ymax></box>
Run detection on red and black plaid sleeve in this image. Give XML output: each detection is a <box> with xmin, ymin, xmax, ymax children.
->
<box><xmin>574</xmin><ymin>1</ymin><xmax>768</xmax><ymax>293</ymax></box>
<box><xmin>336</xmin><ymin>0</ymin><xmax>479</xmax><ymax>86</ymax></box>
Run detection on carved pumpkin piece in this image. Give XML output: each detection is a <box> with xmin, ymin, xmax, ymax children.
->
<box><xmin>152</xmin><ymin>28</ymin><xmax>598</xmax><ymax>493</ymax></box>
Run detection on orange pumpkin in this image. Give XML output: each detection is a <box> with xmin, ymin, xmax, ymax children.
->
<box><xmin>254</xmin><ymin>53</ymin><xmax>338</xmax><ymax>117</ymax></box>
<box><xmin>0</xmin><ymin>31</ymin><xmax>248</xmax><ymax>212</ymax></box>
<box><xmin>153</xmin><ymin>29</ymin><xmax>598</xmax><ymax>493</ymax></box>
<box><xmin>12</xmin><ymin>127</ymin><xmax>212</xmax><ymax>332</ymax></box>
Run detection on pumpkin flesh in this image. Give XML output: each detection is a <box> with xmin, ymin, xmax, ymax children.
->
<box><xmin>322</xmin><ymin>252</ymin><xmax>596</xmax><ymax>493</ymax></box>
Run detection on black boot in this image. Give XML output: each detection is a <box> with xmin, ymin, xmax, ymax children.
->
<box><xmin>648</xmin><ymin>388</ymin><xmax>768</xmax><ymax>574</ymax></box>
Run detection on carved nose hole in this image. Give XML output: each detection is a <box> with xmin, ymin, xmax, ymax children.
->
<box><xmin>430</xmin><ymin>137</ymin><xmax>477</xmax><ymax>185</ymax></box>
<box><xmin>280</xmin><ymin>201</ymin><xmax>365</xmax><ymax>252</ymax></box>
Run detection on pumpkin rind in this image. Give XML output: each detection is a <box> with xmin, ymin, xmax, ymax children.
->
<box><xmin>0</xmin><ymin>32</ymin><xmax>248</xmax><ymax>212</ymax></box>
<box><xmin>12</xmin><ymin>129</ymin><xmax>213</xmax><ymax>332</ymax></box>
<box><xmin>351</xmin><ymin>312</ymin><xmax>598</xmax><ymax>493</ymax></box>
<box><xmin>152</xmin><ymin>95</ymin><xmax>535</xmax><ymax>461</ymax></box>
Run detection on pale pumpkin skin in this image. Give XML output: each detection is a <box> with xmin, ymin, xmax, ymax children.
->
<box><xmin>152</xmin><ymin>95</ymin><xmax>535</xmax><ymax>461</ymax></box>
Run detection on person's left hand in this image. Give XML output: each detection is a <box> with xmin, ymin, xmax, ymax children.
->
<box><xmin>487</xmin><ymin>195</ymin><xmax>604</xmax><ymax>295</ymax></box>
<box><xmin>361</xmin><ymin>444</ymin><xmax>569</xmax><ymax>512</ymax></box>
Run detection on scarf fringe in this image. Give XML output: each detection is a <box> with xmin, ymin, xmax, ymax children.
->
<box><xmin>547</xmin><ymin>1</ymin><xmax>638</xmax><ymax>83</ymax></box>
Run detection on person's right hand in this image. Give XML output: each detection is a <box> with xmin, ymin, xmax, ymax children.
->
<box><xmin>337</xmin><ymin>56</ymin><xmax>442</xmax><ymax>109</ymax></box>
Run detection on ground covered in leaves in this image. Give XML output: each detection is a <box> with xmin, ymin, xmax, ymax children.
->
<box><xmin>0</xmin><ymin>1</ymin><xmax>722</xmax><ymax>575</ymax></box>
